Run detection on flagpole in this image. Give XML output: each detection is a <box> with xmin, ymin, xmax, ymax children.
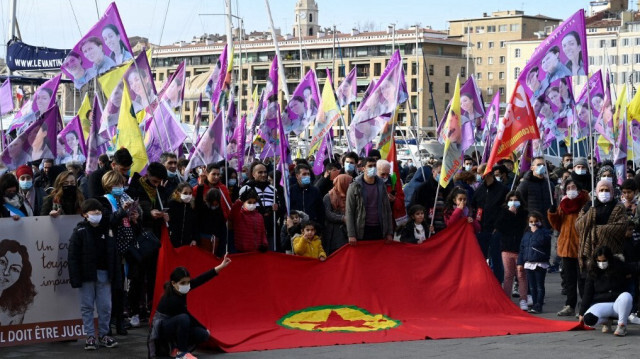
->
<box><xmin>264</xmin><ymin>0</ymin><xmax>290</xmax><ymax>101</ymax></box>
<box><xmin>586</xmin><ymin>75</ymin><xmax>595</xmax><ymax>206</ymax></box>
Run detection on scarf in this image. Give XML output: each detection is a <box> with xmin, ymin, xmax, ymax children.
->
<box><xmin>560</xmin><ymin>191</ymin><xmax>587</xmax><ymax>214</ymax></box>
<box><xmin>594</xmin><ymin>199</ymin><xmax>616</xmax><ymax>225</ymax></box>
<box><xmin>328</xmin><ymin>174</ymin><xmax>352</xmax><ymax>213</ymax></box>
<box><xmin>139</xmin><ymin>177</ymin><xmax>157</xmax><ymax>205</ymax></box>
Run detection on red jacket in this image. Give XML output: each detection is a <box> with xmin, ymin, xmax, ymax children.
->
<box><xmin>193</xmin><ymin>181</ymin><xmax>232</xmax><ymax>219</ymax></box>
<box><xmin>445</xmin><ymin>207</ymin><xmax>480</xmax><ymax>232</ymax></box>
<box><xmin>230</xmin><ymin>200</ymin><xmax>267</xmax><ymax>252</ymax></box>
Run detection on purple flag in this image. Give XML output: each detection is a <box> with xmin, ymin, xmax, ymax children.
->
<box><xmin>260</xmin><ymin>57</ymin><xmax>280</xmax><ymax>145</ymax></box>
<box><xmin>283</xmin><ymin>70</ymin><xmax>320</xmax><ymax>136</ymax></box>
<box><xmin>277</xmin><ymin>107</ymin><xmax>291</xmax><ymax>215</ymax></box>
<box><xmin>227</xmin><ymin>114</ymin><xmax>246</xmax><ymax>173</ymax></box>
<box><xmin>124</xmin><ymin>52</ymin><xmax>157</xmax><ymax>114</ymax></box>
<box><xmin>593</xmin><ymin>71</ymin><xmax>613</xmax><ymax>144</ymax></box>
<box><xmin>349</xmin><ymin>50</ymin><xmax>404</xmax><ymax>153</ymax></box>
<box><xmin>98</xmin><ymin>81</ymin><xmax>123</xmax><ymax>145</ymax></box>
<box><xmin>533</xmin><ymin>77</ymin><xmax>575</xmax><ymax>148</ymax></box>
<box><xmin>1</xmin><ymin>104</ymin><xmax>59</xmax><ymax>170</ymax></box>
<box><xmin>211</xmin><ymin>45</ymin><xmax>229</xmax><ymax>113</ymax></box>
<box><xmin>186</xmin><ymin>110</ymin><xmax>224</xmax><ymax>173</ymax></box>
<box><xmin>520</xmin><ymin>10</ymin><xmax>587</xmax><ymax>98</ymax></box>
<box><xmin>336</xmin><ymin>66</ymin><xmax>357</xmax><ymax>108</ymax></box>
<box><xmin>85</xmin><ymin>95</ymin><xmax>105</xmax><ymax>174</ymax></box>
<box><xmin>312</xmin><ymin>135</ymin><xmax>329</xmax><ymax>176</ymax></box>
<box><xmin>481</xmin><ymin>93</ymin><xmax>500</xmax><ymax>163</ymax></box>
<box><xmin>158</xmin><ymin>60</ymin><xmax>186</xmax><ymax>110</ymax></box>
<box><xmin>192</xmin><ymin>94</ymin><xmax>203</xmax><ymax>145</ymax></box>
<box><xmin>57</xmin><ymin>116</ymin><xmax>87</xmax><ymax>164</ymax></box>
<box><xmin>61</xmin><ymin>3</ymin><xmax>132</xmax><ymax>89</ymax></box>
<box><xmin>9</xmin><ymin>75</ymin><xmax>61</xmax><ymax>133</ymax></box>
<box><xmin>436</xmin><ymin>76</ymin><xmax>485</xmax><ymax>153</ymax></box>
<box><xmin>0</xmin><ymin>79</ymin><xmax>14</xmax><ymax>115</ymax></box>
<box><xmin>574</xmin><ymin>70</ymin><xmax>603</xmax><ymax>139</ymax></box>
<box><xmin>613</xmin><ymin>115</ymin><xmax>627</xmax><ymax>185</ymax></box>
<box><xmin>143</xmin><ymin>102</ymin><xmax>187</xmax><ymax>162</ymax></box>
<box><xmin>517</xmin><ymin>140</ymin><xmax>534</xmax><ymax>175</ymax></box>
<box><xmin>225</xmin><ymin>93</ymin><xmax>237</xmax><ymax>143</ymax></box>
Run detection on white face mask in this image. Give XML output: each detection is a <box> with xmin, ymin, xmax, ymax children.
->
<box><xmin>566</xmin><ymin>190</ymin><xmax>578</xmax><ymax>199</ymax></box>
<box><xmin>464</xmin><ymin>164</ymin><xmax>472</xmax><ymax>171</ymax></box>
<box><xmin>177</xmin><ymin>283</ymin><xmax>190</xmax><ymax>294</ymax></box>
<box><xmin>574</xmin><ymin>168</ymin><xmax>586</xmax><ymax>175</ymax></box>
<box><xmin>180</xmin><ymin>194</ymin><xmax>192</xmax><ymax>203</ymax></box>
<box><xmin>244</xmin><ymin>203</ymin><xmax>257</xmax><ymax>211</ymax></box>
<box><xmin>507</xmin><ymin>200</ymin><xmax>520</xmax><ymax>208</ymax></box>
<box><xmin>495</xmin><ymin>176</ymin><xmax>502</xmax><ymax>182</ymax></box>
<box><xmin>597</xmin><ymin>192</ymin><xmax>611</xmax><ymax>203</ymax></box>
<box><xmin>87</xmin><ymin>213</ymin><xmax>102</xmax><ymax>225</ymax></box>
<box><xmin>597</xmin><ymin>261</ymin><xmax>608</xmax><ymax>270</ymax></box>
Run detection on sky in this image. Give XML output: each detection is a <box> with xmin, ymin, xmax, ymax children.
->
<box><xmin>0</xmin><ymin>0</ymin><xmax>615</xmax><ymax>50</ymax></box>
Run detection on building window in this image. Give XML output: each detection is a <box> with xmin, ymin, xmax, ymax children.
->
<box><xmin>411</xmin><ymin>78</ymin><xmax>417</xmax><ymax>91</ymax></box>
<box><xmin>623</xmin><ymin>54</ymin><xmax>629</xmax><ymax>65</ymax></box>
<box><xmin>428</xmin><ymin>99</ymin><xmax>434</xmax><ymax>109</ymax></box>
<box><xmin>487</xmin><ymin>87</ymin><xmax>494</xmax><ymax>95</ymax></box>
<box><xmin>499</xmin><ymin>25</ymin><xmax>507</xmax><ymax>32</ymax></box>
<box><xmin>445</xmin><ymin>83</ymin><xmax>450</xmax><ymax>93</ymax></box>
<box><xmin>460</xmin><ymin>66</ymin><xmax>466</xmax><ymax>77</ymax></box>
<box><xmin>411</xmin><ymin>62</ymin><xmax>417</xmax><ymax>75</ymax></box>
<box><xmin>429</xmin><ymin>64</ymin><xmax>434</xmax><ymax>76</ymax></box>
<box><xmin>499</xmin><ymin>56</ymin><xmax>505</xmax><ymax>64</ymax></box>
<box><xmin>611</xmin><ymin>39</ymin><xmax>617</xmax><ymax>47</ymax></box>
<box><xmin>374</xmin><ymin>63</ymin><xmax>381</xmax><ymax>76</ymax></box>
<box><xmin>635</xmin><ymin>54</ymin><xmax>640</xmax><ymax>64</ymax></box>
<box><xmin>510</xmin><ymin>24</ymin><xmax>519</xmax><ymax>32</ymax></box>
<box><xmin>475</xmin><ymin>26</ymin><xmax>485</xmax><ymax>33</ymax></box>
<box><xmin>488</xmin><ymin>57</ymin><xmax>493</xmax><ymax>65</ymax></box>
<box><xmin>514</xmin><ymin>67</ymin><xmax>521</xmax><ymax>79</ymax></box>
<box><xmin>609</xmin><ymin>55</ymin><xmax>618</xmax><ymax>65</ymax></box>
<box><xmin>476</xmin><ymin>41</ymin><xmax>483</xmax><ymax>49</ymax></box>
<box><xmin>488</xmin><ymin>72</ymin><xmax>493</xmax><ymax>80</ymax></box>
<box><xmin>621</xmin><ymin>71</ymin><xmax>627</xmax><ymax>84</ymax></box>
<box><xmin>500</xmin><ymin>41</ymin><xmax>506</xmax><ymax>48</ymax></box>
<box><xmin>309</xmin><ymin>13</ymin><xmax>313</xmax><ymax>22</ymax></box>
<box><xmin>476</xmin><ymin>57</ymin><xmax>482</xmax><ymax>65</ymax></box>
<box><xmin>487</xmin><ymin>25</ymin><xmax>496</xmax><ymax>33</ymax></box>
<box><xmin>445</xmin><ymin>66</ymin><xmax>450</xmax><ymax>76</ymax></box>
<box><xmin>623</xmin><ymin>38</ymin><xmax>629</xmax><ymax>46</ymax></box>
<box><xmin>309</xmin><ymin>28</ymin><xmax>313</xmax><ymax>36</ymax></box>
<box><xmin>476</xmin><ymin>72</ymin><xmax>482</xmax><ymax>79</ymax></box>
<box><xmin>427</xmin><ymin>116</ymin><xmax>434</xmax><ymax>127</ymax></box>
<box><xmin>488</xmin><ymin>41</ymin><xmax>494</xmax><ymax>48</ymax></box>
<box><xmin>600</xmin><ymin>39</ymin><xmax>606</xmax><ymax>47</ymax></box>
<box><xmin>515</xmin><ymin>48</ymin><xmax>521</xmax><ymax>58</ymax></box>
<box><xmin>499</xmin><ymin>72</ymin><xmax>505</xmax><ymax>79</ymax></box>
<box><xmin>636</xmin><ymin>38</ymin><xmax>640</xmax><ymax>46</ymax></box>
<box><xmin>499</xmin><ymin>87</ymin><xmax>505</xmax><ymax>95</ymax></box>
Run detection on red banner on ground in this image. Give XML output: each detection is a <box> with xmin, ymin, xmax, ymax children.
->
<box><xmin>153</xmin><ymin>221</ymin><xmax>582</xmax><ymax>353</ymax></box>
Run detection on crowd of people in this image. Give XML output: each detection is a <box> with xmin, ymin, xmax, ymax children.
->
<box><xmin>1</xmin><ymin>148</ymin><xmax>640</xmax><ymax>357</ymax></box>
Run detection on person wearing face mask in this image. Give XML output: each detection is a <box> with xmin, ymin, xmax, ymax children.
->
<box><xmin>160</xmin><ymin>153</ymin><xmax>181</xmax><ymax>196</ymax></box>
<box><xmin>340</xmin><ymin>152</ymin><xmax>360</xmax><ymax>179</ymax></box>
<box><xmin>193</xmin><ymin>187</ymin><xmax>228</xmax><ymax>255</ymax></box>
<box><xmin>548</xmin><ymin>178</ymin><xmax>590</xmax><ymax>317</ymax></box>
<box><xmin>495</xmin><ymin>191</ymin><xmax>530</xmax><ymax>310</ymax></box>
<box><xmin>595</xmin><ymin>164</ymin><xmax>621</xmax><ymax>199</ymax></box>
<box><xmin>15</xmin><ymin>165</ymin><xmax>45</xmax><ymax>216</ymax></box>
<box><xmin>167</xmin><ymin>183</ymin><xmax>198</xmax><ymax>248</ymax></box>
<box><xmin>88</xmin><ymin>149</ymin><xmax>132</xmax><ymax>198</ymax></box>
<box><xmin>193</xmin><ymin>163</ymin><xmax>232</xmax><ymax>220</ymax></box>
<box><xmin>454</xmin><ymin>171</ymin><xmax>476</xmax><ymax>201</ymax></box>
<box><xmin>570</xmin><ymin>157</ymin><xmax>592</xmax><ymax>193</ymax></box>
<box><xmin>517</xmin><ymin>211</ymin><xmax>552</xmax><ymax>313</ymax></box>
<box><xmin>462</xmin><ymin>156</ymin><xmax>475</xmax><ymax>173</ymax></box>
<box><xmin>229</xmin><ymin>189</ymin><xmax>268</xmax><ymax>252</ymax></box>
<box><xmin>409</xmin><ymin>161</ymin><xmax>453</xmax><ymax>234</ymax></box>
<box><xmin>0</xmin><ymin>173</ymin><xmax>29</xmax><ymax>220</ymax></box>
<box><xmin>68</xmin><ymin>199</ymin><xmax>120</xmax><ymax>350</ymax></box>
<box><xmin>289</xmin><ymin>164</ymin><xmax>324</xmax><ymax>224</ymax></box>
<box><xmin>516</xmin><ymin>156</ymin><xmax>554</xmax><ymax>228</ymax></box>
<box><xmin>41</xmin><ymin>171</ymin><xmax>85</xmax><ymax>216</ymax></box>
<box><xmin>377</xmin><ymin>160</ymin><xmax>407</xmax><ymax>228</ymax></box>
<box><xmin>552</xmin><ymin>153</ymin><xmax>573</xmax><ymax>181</ymax></box>
<box><xmin>579</xmin><ymin>246</ymin><xmax>640</xmax><ymax>337</ymax></box>
<box><xmin>222</xmin><ymin>167</ymin><xmax>240</xmax><ymax>202</ymax></box>
<box><xmin>576</xmin><ymin>179</ymin><xmax>628</xmax><ymax>274</ymax></box>
<box><xmin>314</xmin><ymin>162</ymin><xmax>340</xmax><ymax>198</ymax></box>
<box><xmin>346</xmin><ymin>157</ymin><xmax>394</xmax><ymax>243</ymax></box>
<box><xmin>152</xmin><ymin>257</ymin><xmax>231</xmax><ymax>359</ymax></box>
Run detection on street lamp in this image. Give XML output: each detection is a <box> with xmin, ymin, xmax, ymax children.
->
<box><xmin>388</xmin><ymin>24</ymin><xmax>396</xmax><ymax>52</ymax></box>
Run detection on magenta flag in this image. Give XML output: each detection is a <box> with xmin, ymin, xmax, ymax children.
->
<box><xmin>533</xmin><ymin>77</ymin><xmax>575</xmax><ymax>148</ymax></box>
<box><xmin>593</xmin><ymin>71</ymin><xmax>613</xmax><ymax>144</ymax></box>
<box><xmin>481</xmin><ymin>93</ymin><xmax>500</xmax><ymax>163</ymax></box>
<box><xmin>1</xmin><ymin>104</ymin><xmax>60</xmax><ymax>170</ymax></box>
<box><xmin>58</xmin><ymin>116</ymin><xmax>87</xmax><ymax>164</ymax></box>
<box><xmin>312</xmin><ymin>135</ymin><xmax>329</xmax><ymax>176</ymax></box>
<box><xmin>225</xmin><ymin>93</ymin><xmax>237</xmax><ymax>143</ymax></box>
<box><xmin>9</xmin><ymin>74</ymin><xmax>61</xmax><ymax>133</ymax></box>
<box><xmin>227</xmin><ymin>114</ymin><xmax>246</xmax><ymax>173</ymax></box>
<box><xmin>520</xmin><ymin>10</ymin><xmax>587</xmax><ymax>97</ymax></box>
<box><xmin>192</xmin><ymin>94</ymin><xmax>203</xmax><ymax>145</ymax></box>
<box><xmin>336</xmin><ymin>66</ymin><xmax>357</xmax><ymax>108</ymax></box>
<box><xmin>158</xmin><ymin>60</ymin><xmax>186</xmax><ymax>110</ymax></box>
<box><xmin>349</xmin><ymin>50</ymin><xmax>404</xmax><ymax>153</ymax></box>
<box><xmin>144</xmin><ymin>102</ymin><xmax>187</xmax><ymax>162</ymax></box>
<box><xmin>260</xmin><ymin>57</ymin><xmax>280</xmax><ymax>145</ymax></box>
<box><xmin>613</xmin><ymin>115</ymin><xmax>627</xmax><ymax>185</ymax></box>
<box><xmin>436</xmin><ymin>76</ymin><xmax>484</xmax><ymax>153</ymax></box>
<box><xmin>61</xmin><ymin>2</ymin><xmax>132</xmax><ymax>89</ymax></box>
<box><xmin>85</xmin><ymin>95</ymin><xmax>105</xmax><ymax>174</ymax></box>
<box><xmin>186</xmin><ymin>110</ymin><xmax>224</xmax><ymax>173</ymax></box>
<box><xmin>283</xmin><ymin>70</ymin><xmax>320</xmax><ymax>136</ymax></box>
<box><xmin>98</xmin><ymin>81</ymin><xmax>123</xmax><ymax>144</ymax></box>
<box><xmin>574</xmin><ymin>70</ymin><xmax>603</xmax><ymax>139</ymax></box>
<box><xmin>211</xmin><ymin>45</ymin><xmax>229</xmax><ymax>113</ymax></box>
<box><xmin>124</xmin><ymin>52</ymin><xmax>157</xmax><ymax>114</ymax></box>
<box><xmin>0</xmin><ymin>79</ymin><xmax>14</xmax><ymax>115</ymax></box>
<box><xmin>277</xmin><ymin>107</ymin><xmax>291</xmax><ymax>214</ymax></box>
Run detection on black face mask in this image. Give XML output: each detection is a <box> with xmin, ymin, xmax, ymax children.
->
<box><xmin>4</xmin><ymin>192</ymin><xmax>17</xmax><ymax>200</ymax></box>
<box><xmin>63</xmin><ymin>185</ymin><xmax>77</xmax><ymax>197</ymax></box>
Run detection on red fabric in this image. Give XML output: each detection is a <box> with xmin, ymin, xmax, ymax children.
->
<box><xmin>153</xmin><ymin>219</ymin><xmax>582</xmax><ymax>353</ymax></box>
<box><xmin>229</xmin><ymin>200</ymin><xmax>267</xmax><ymax>252</ymax></box>
<box><xmin>193</xmin><ymin>181</ymin><xmax>232</xmax><ymax>218</ymax></box>
<box><xmin>385</xmin><ymin>136</ymin><xmax>407</xmax><ymax>224</ymax></box>
<box><xmin>445</xmin><ymin>210</ymin><xmax>481</xmax><ymax>232</ymax></box>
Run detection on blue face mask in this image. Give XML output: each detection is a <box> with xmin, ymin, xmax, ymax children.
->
<box><xmin>345</xmin><ymin>163</ymin><xmax>355</xmax><ymax>172</ymax></box>
<box><xmin>435</xmin><ymin>174</ymin><xmax>440</xmax><ymax>182</ymax></box>
<box><xmin>19</xmin><ymin>180</ymin><xmax>33</xmax><ymax>190</ymax></box>
<box><xmin>301</xmin><ymin>176</ymin><xmax>311</xmax><ymax>185</ymax></box>
<box><xmin>111</xmin><ymin>186</ymin><xmax>124</xmax><ymax>196</ymax></box>
<box><xmin>242</xmin><ymin>173</ymin><xmax>248</xmax><ymax>181</ymax></box>
<box><xmin>535</xmin><ymin>165</ymin><xmax>546</xmax><ymax>176</ymax></box>
<box><xmin>167</xmin><ymin>170</ymin><xmax>178</xmax><ymax>178</ymax></box>
<box><xmin>366</xmin><ymin>167</ymin><xmax>376</xmax><ymax>177</ymax></box>
<box><xmin>228</xmin><ymin>179</ymin><xmax>237</xmax><ymax>187</ymax></box>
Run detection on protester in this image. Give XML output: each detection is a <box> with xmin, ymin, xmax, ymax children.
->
<box><xmin>281</xmin><ymin>210</ymin><xmax>308</xmax><ymax>253</ymax></box>
<box><xmin>66</xmin><ymin>161</ymin><xmax>89</xmax><ymax>199</ymax></box>
<box><xmin>289</xmin><ymin>163</ymin><xmax>324</xmax><ymax>223</ymax></box>
<box><xmin>229</xmin><ymin>188</ymin><xmax>268</xmax><ymax>253</ymax></box>
<box><xmin>222</xmin><ymin>166</ymin><xmax>240</xmax><ymax>202</ymax></box>
<box><xmin>322</xmin><ymin>174</ymin><xmax>350</xmax><ymax>254</ymax></box>
<box><xmin>0</xmin><ymin>173</ymin><xmax>28</xmax><ymax>219</ymax></box>
<box><xmin>168</xmin><ymin>183</ymin><xmax>198</xmax><ymax>248</ymax></box>
<box><xmin>88</xmin><ymin>148</ymin><xmax>132</xmax><ymax>198</ymax></box>
<box><xmin>409</xmin><ymin>161</ymin><xmax>452</xmax><ymax>234</ymax></box>
<box><xmin>341</xmin><ymin>151</ymin><xmax>359</xmax><ymax>178</ymax></box>
<box><xmin>41</xmin><ymin>171</ymin><xmax>84</xmax><ymax>216</ymax></box>
<box><xmin>193</xmin><ymin>163</ymin><xmax>232</xmax><ymax>218</ymax></box>
<box><xmin>517</xmin><ymin>211</ymin><xmax>552</xmax><ymax>314</ymax></box>
<box><xmin>160</xmin><ymin>152</ymin><xmax>181</xmax><ymax>196</ymax></box>
<box><xmin>34</xmin><ymin>158</ymin><xmax>55</xmax><ymax>192</ymax></box>
<box><xmin>399</xmin><ymin>204</ymin><xmax>428</xmax><ymax>244</ymax></box>
<box><xmin>595</xmin><ymin>164</ymin><xmax>620</xmax><ymax>199</ymax></box>
<box><xmin>193</xmin><ymin>187</ymin><xmax>227</xmax><ymax>254</ymax></box>
<box><xmin>377</xmin><ymin>159</ymin><xmax>407</xmax><ymax>228</ymax></box>
<box><xmin>68</xmin><ymin>198</ymin><xmax>119</xmax><ymax>350</ymax></box>
<box><xmin>15</xmin><ymin>165</ymin><xmax>45</xmax><ymax>216</ymax></box>
<box><xmin>314</xmin><ymin>162</ymin><xmax>340</xmax><ymax>198</ymax></box>
<box><xmin>292</xmin><ymin>220</ymin><xmax>327</xmax><ymax>260</ymax></box>
<box><xmin>516</xmin><ymin>156</ymin><xmax>554</xmax><ymax>227</ymax></box>
<box><xmin>571</xmin><ymin>157</ymin><xmax>592</xmax><ymax>193</ymax></box>
<box><xmin>443</xmin><ymin>187</ymin><xmax>479</xmax><ymax>231</ymax></box>
<box><xmin>152</xmin><ymin>256</ymin><xmax>231</xmax><ymax>359</ymax></box>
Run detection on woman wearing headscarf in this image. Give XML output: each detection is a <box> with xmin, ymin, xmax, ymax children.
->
<box><xmin>594</xmin><ymin>163</ymin><xmax>620</xmax><ymax>200</ymax></box>
<box><xmin>322</xmin><ymin>174</ymin><xmax>352</xmax><ymax>255</ymax></box>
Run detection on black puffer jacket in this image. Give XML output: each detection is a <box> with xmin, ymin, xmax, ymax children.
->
<box><xmin>516</xmin><ymin>171</ymin><xmax>553</xmax><ymax>223</ymax></box>
<box><xmin>167</xmin><ymin>198</ymin><xmax>198</xmax><ymax>248</ymax></box>
<box><xmin>579</xmin><ymin>257</ymin><xmax>640</xmax><ymax>315</ymax></box>
<box><xmin>495</xmin><ymin>206</ymin><xmax>529</xmax><ymax>253</ymax></box>
<box><xmin>471</xmin><ymin>180</ymin><xmax>508</xmax><ymax>233</ymax></box>
<box><xmin>67</xmin><ymin>220</ymin><xmax>119</xmax><ymax>288</ymax></box>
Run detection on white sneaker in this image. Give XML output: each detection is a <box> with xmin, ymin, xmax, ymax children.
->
<box><xmin>629</xmin><ymin>313</ymin><xmax>640</xmax><ymax>325</ymax></box>
<box><xmin>527</xmin><ymin>295</ymin><xmax>533</xmax><ymax>307</ymax></box>
<box><xmin>519</xmin><ymin>300</ymin><xmax>528</xmax><ymax>311</ymax></box>
<box><xmin>129</xmin><ymin>314</ymin><xmax>140</xmax><ymax>328</ymax></box>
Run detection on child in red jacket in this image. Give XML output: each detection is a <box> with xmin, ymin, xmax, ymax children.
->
<box><xmin>443</xmin><ymin>187</ymin><xmax>480</xmax><ymax>232</ymax></box>
<box><xmin>230</xmin><ymin>188</ymin><xmax>268</xmax><ymax>253</ymax></box>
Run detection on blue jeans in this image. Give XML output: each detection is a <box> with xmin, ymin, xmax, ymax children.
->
<box><xmin>80</xmin><ymin>270</ymin><xmax>112</xmax><ymax>338</ymax></box>
<box><xmin>526</xmin><ymin>267</ymin><xmax>547</xmax><ymax>311</ymax></box>
<box><xmin>476</xmin><ymin>231</ymin><xmax>503</xmax><ymax>283</ymax></box>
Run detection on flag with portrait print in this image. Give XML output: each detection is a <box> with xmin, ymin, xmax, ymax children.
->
<box><xmin>436</xmin><ymin>76</ymin><xmax>484</xmax><ymax>152</ymax></box>
<box><xmin>439</xmin><ymin>76</ymin><xmax>462</xmax><ymax>188</ymax></box>
<box><xmin>0</xmin><ymin>78</ymin><xmax>14</xmax><ymax>116</ymax></box>
<box><xmin>283</xmin><ymin>69</ymin><xmax>320</xmax><ymax>136</ymax></box>
<box><xmin>8</xmin><ymin>74</ymin><xmax>61</xmax><ymax>133</ymax></box>
<box><xmin>123</xmin><ymin>52</ymin><xmax>157</xmax><ymax>116</ymax></box>
<box><xmin>186</xmin><ymin>111</ymin><xmax>224</xmax><ymax>173</ymax></box>
<box><xmin>481</xmin><ymin>93</ymin><xmax>500</xmax><ymax>163</ymax></box>
<box><xmin>157</xmin><ymin>60</ymin><xmax>186</xmax><ymax>111</ymax></box>
<box><xmin>259</xmin><ymin>57</ymin><xmax>280</xmax><ymax>145</ymax></box>
<box><xmin>336</xmin><ymin>66</ymin><xmax>358</xmax><ymax>108</ymax></box>
<box><xmin>573</xmin><ymin>70</ymin><xmax>603</xmax><ymax>139</ymax></box>
<box><xmin>57</xmin><ymin>116</ymin><xmax>87</xmax><ymax>164</ymax></box>
<box><xmin>85</xmin><ymin>95</ymin><xmax>105</xmax><ymax>174</ymax></box>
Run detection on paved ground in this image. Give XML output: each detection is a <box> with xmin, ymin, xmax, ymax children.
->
<box><xmin>2</xmin><ymin>272</ymin><xmax>638</xmax><ymax>358</ymax></box>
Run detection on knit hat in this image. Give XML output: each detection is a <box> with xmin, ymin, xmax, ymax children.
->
<box><xmin>15</xmin><ymin>165</ymin><xmax>33</xmax><ymax>179</ymax></box>
<box><xmin>574</xmin><ymin>158</ymin><xmax>588</xmax><ymax>168</ymax></box>
<box><xmin>595</xmin><ymin>179</ymin><xmax>613</xmax><ymax>194</ymax></box>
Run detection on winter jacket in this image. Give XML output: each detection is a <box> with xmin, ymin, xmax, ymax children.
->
<box><xmin>547</xmin><ymin>191</ymin><xmax>589</xmax><ymax>258</ymax></box>
<box><xmin>126</xmin><ymin>173</ymin><xmax>168</xmax><ymax>235</ymax></box>
<box><xmin>495</xmin><ymin>206</ymin><xmax>529</xmax><ymax>253</ymax></box>
<box><xmin>67</xmin><ymin>220</ymin><xmax>119</xmax><ymax>288</ymax></box>
<box><xmin>280</xmin><ymin>211</ymin><xmax>309</xmax><ymax>252</ymax></box>
<box><xmin>345</xmin><ymin>175</ymin><xmax>393</xmax><ymax>240</ymax></box>
<box><xmin>579</xmin><ymin>258</ymin><xmax>640</xmax><ymax>315</ymax></box>
<box><xmin>87</xmin><ymin>165</ymin><xmax>108</xmax><ymax>198</ymax></box>
<box><xmin>229</xmin><ymin>200</ymin><xmax>267</xmax><ymax>252</ymax></box>
<box><xmin>292</xmin><ymin>234</ymin><xmax>327</xmax><ymax>259</ymax></box>
<box><xmin>314</xmin><ymin>175</ymin><xmax>333</xmax><ymax>198</ymax></box>
<box><xmin>570</xmin><ymin>171</ymin><xmax>593</xmax><ymax>193</ymax></box>
<box><xmin>517</xmin><ymin>228</ymin><xmax>552</xmax><ymax>265</ymax></box>
<box><xmin>516</xmin><ymin>171</ymin><xmax>554</xmax><ymax>224</ymax></box>
<box><xmin>403</xmin><ymin>166</ymin><xmax>432</xmax><ymax>209</ymax></box>
<box><xmin>444</xmin><ymin>207</ymin><xmax>480</xmax><ymax>232</ymax></box>
<box><xmin>290</xmin><ymin>182</ymin><xmax>324</xmax><ymax>223</ymax></box>
<box><xmin>471</xmin><ymin>180</ymin><xmax>508</xmax><ymax>233</ymax></box>
<box><xmin>398</xmin><ymin>220</ymin><xmax>426</xmax><ymax>244</ymax></box>
<box><xmin>40</xmin><ymin>194</ymin><xmax>81</xmax><ymax>216</ymax></box>
<box><xmin>168</xmin><ymin>199</ymin><xmax>198</xmax><ymax>248</ymax></box>
<box><xmin>322</xmin><ymin>194</ymin><xmax>348</xmax><ymax>254</ymax></box>
<box><xmin>193</xmin><ymin>184</ymin><xmax>227</xmax><ymax>240</ymax></box>
<box><xmin>575</xmin><ymin>201</ymin><xmax>627</xmax><ymax>269</ymax></box>
<box><xmin>192</xmin><ymin>180</ymin><xmax>232</xmax><ymax>218</ymax></box>
<box><xmin>156</xmin><ymin>269</ymin><xmax>218</xmax><ymax>317</ymax></box>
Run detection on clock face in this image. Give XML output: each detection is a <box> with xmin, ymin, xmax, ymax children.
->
<box><xmin>299</xmin><ymin>11</ymin><xmax>306</xmax><ymax>20</ymax></box>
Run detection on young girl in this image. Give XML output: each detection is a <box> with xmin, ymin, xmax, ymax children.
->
<box><xmin>229</xmin><ymin>188</ymin><xmax>268</xmax><ymax>253</ymax></box>
<box><xmin>517</xmin><ymin>211</ymin><xmax>551</xmax><ymax>314</ymax></box>
<box><xmin>168</xmin><ymin>183</ymin><xmax>198</xmax><ymax>248</ymax></box>
<box><xmin>495</xmin><ymin>191</ymin><xmax>529</xmax><ymax>310</ymax></box>
<box><xmin>151</xmin><ymin>256</ymin><xmax>231</xmax><ymax>359</ymax></box>
<box><xmin>292</xmin><ymin>220</ymin><xmax>327</xmax><ymax>261</ymax></box>
<box><xmin>399</xmin><ymin>204</ymin><xmax>427</xmax><ymax>244</ymax></box>
<box><xmin>443</xmin><ymin>187</ymin><xmax>480</xmax><ymax>232</ymax></box>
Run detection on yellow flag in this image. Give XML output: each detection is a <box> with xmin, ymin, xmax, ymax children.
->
<box><xmin>77</xmin><ymin>93</ymin><xmax>92</xmax><ymax>139</ymax></box>
<box><xmin>116</xmin><ymin>83</ymin><xmax>148</xmax><ymax>174</ymax></box>
<box><xmin>612</xmin><ymin>84</ymin><xmax>627</xmax><ymax>131</ymax></box>
<box><xmin>310</xmin><ymin>77</ymin><xmax>340</xmax><ymax>151</ymax></box>
<box><xmin>439</xmin><ymin>75</ymin><xmax>462</xmax><ymax>188</ymax></box>
<box><xmin>628</xmin><ymin>83</ymin><xmax>640</xmax><ymax>121</ymax></box>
